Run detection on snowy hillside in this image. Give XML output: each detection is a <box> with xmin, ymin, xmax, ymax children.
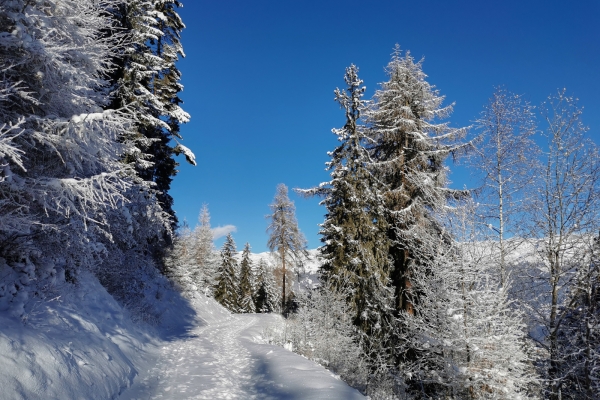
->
<box><xmin>0</xmin><ymin>270</ymin><xmax>206</xmax><ymax>400</ymax></box>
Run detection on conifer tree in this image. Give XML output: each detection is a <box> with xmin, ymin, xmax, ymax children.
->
<box><xmin>299</xmin><ymin>65</ymin><xmax>394</xmax><ymax>357</ymax></box>
<box><xmin>193</xmin><ymin>204</ymin><xmax>218</xmax><ymax>292</ymax></box>
<box><xmin>254</xmin><ymin>258</ymin><xmax>280</xmax><ymax>313</ymax></box>
<box><xmin>238</xmin><ymin>243</ymin><xmax>256</xmax><ymax>313</ymax></box>
<box><xmin>105</xmin><ymin>0</ymin><xmax>193</xmax><ymax>228</ymax></box>
<box><xmin>266</xmin><ymin>184</ymin><xmax>307</xmax><ymax>315</ymax></box>
<box><xmin>214</xmin><ymin>233</ymin><xmax>239</xmax><ymax>312</ymax></box>
<box><xmin>364</xmin><ymin>45</ymin><xmax>469</xmax><ymax>317</ymax></box>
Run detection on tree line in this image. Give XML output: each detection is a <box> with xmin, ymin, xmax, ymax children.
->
<box><xmin>289</xmin><ymin>46</ymin><xmax>599</xmax><ymax>399</ymax></box>
<box><xmin>166</xmin><ymin>185</ymin><xmax>308</xmax><ymax>316</ymax></box>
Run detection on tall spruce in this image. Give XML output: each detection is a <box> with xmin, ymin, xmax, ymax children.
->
<box><xmin>238</xmin><ymin>243</ymin><xmax>255</xmax><ymax>313</ymax></box>
<box><xmin>214</xmin><ymin>233</ymin><xmax>239</xmax><ymax>312</ymax></box>
<box><xmin>364</xmin><ymin>45</ymin><xmax>469</xmax><ymax>317</ymax></box>
<box><xmin>299</xmin><ymin>65</ymin><xmax>394</xmax><ymax>357</ymax></box>
<box><xmin>266</xmin><ymin>184</ymin><xmax>307</xmax><ymax>315</ymax></box>
<box><xmin>105</xmin><ymin>0</ymin><xmax>192</xmax><ymax>229</ymax></box>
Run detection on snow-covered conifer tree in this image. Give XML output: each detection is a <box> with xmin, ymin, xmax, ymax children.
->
<box><xmin>0</xmin><ymin>0</ymin><xmax>135</xmax><ymax>315</ymax></box>
<box><xmin>254</xmin><ymin>258</ymin><xmax>280</xmax><ymax>313</ymax></box>
<box><xmin>364</xmin><ymin>45</ymin><xmax>470</xmax><ymax>319</ymax></box>
<box><xmin>238</xmin><ymin>243</ymin><xmax>255</xmax><ymax>313</ymax></box>
<box><xmin>214</xmin><ymin>233</ymin><xmax>239</xmax><ymax>312</ymax></box>
<box><xmin>192</xmin><ymin>204</ymin><xmax>218</xmax><ymax>293</ymax></box>
<box><xmin>298</xmin><ymin>64</ymin><xmax>394</xmax><ymax>362</ymax></box>
<box><xmin>266</xmin><ymin>184</ymin><xmax>307</xmax><ymax>315</ymax></box>
<box><xmin>106</xmin><ymin>0</ymin><xmax>192</xmax><ymax>228</ymax></box>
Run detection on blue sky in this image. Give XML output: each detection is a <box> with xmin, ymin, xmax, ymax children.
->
<box><xmin>170</xmin><ymin>0</ymin><xmax>600</xmax><ymax>253</ymax></box>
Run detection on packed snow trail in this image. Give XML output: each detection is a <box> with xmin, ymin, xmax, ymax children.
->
<box><xmin>119</xmin><ymin>312</ymin><xmax>365</xmax><ymax>399</ymax></box>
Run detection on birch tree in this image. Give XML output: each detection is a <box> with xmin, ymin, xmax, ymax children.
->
<box><xmin>470</xmin><ymin>87</ymin><xmax>538</xmax><ymax>285</ymax></box>
<box><xmin>528</xmin><ymin>90</ymin><xmax>600</xmax><ymax>399</ymax></box>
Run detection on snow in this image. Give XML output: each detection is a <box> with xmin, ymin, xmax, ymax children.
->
<box><xmin>0</xmin><ymin>271</ymin><xmax>149</xmax><ymax>400</ymax></box>
<box><xmin>175</xmin><ymin>143</ymin><xmax>197</xmax><ymax>166</ymax></box>
<box><xmin>246</xmin><ymin>249</ymin><xmax>322</xmax><ymax>291</ymax></box>
<box><xmin>120</xmin><ymin>311</ymin><xmax>364</xmax><ymax>399</ymax></box>
<box><xmin>1</xmin><ymin>267</ymin><xmax>364</xmax><ymax>399</ymax></box>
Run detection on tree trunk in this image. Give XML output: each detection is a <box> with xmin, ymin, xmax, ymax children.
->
<box><xmin>281</xmin><ymin>246</ymin><xmax>286</xmax><ymax>315</ymax></box>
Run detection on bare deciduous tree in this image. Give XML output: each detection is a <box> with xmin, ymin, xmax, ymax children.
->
<box><xmin>470</xmin><ymin>87</ymin><xmax>538</xmax><ymax>286</ymax></box>
<box><xmin>528</xmin><ymin>90</ymin><xmax>600</xmax><ymax>399</ymax></box>
<box><xmin>266</xmin><ymin>184</ymin><xmax>307</xmax><ymax>315</ymax></box>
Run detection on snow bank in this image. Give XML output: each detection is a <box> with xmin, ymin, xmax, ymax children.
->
<box><xmin>0</xmin><ymin>272</ymin><xmax>144</xmax><ymax>399</ymax></box>
<box><xmin>0</xmin><ymin>271</ymin><xmax>197</xmax><ymax>400</ymax></box>
<box><xmin>237</xmin><ymin>314</ymin><xmax>365</xmax><ymax>399</ymax></box>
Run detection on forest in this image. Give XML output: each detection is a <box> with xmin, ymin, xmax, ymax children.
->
<box><xmin>0</xmin><ymin>1</ymin><xmax>598</xmax><ymax>399</ymax></box>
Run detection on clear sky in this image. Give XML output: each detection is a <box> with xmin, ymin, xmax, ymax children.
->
<box><xmin>170</xmin><ymin>0</ymin><xmax>600</xmax><ymax>253</ymax></box>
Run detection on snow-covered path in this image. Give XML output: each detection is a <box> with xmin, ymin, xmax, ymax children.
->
<box><xmin>119</xmin><ymin>312</ymin><xmax>365</xmax><ymax>400</ymax></box>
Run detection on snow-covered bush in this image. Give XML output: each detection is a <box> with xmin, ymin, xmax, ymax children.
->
<box><xmin>269</xmin><ymin>285</ymin><xmax>371</xmax><ymax>393</ymax></box>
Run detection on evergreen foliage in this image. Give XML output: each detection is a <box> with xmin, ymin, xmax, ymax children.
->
<box><xmin>105</xmin><ymin>0</ymin><xmax>192</xmax><ymax>229</ymax></box>
<box><xmin>238</xmin><ymin>243</ymin><xmax>256</xmax><ymax>313</ymax></box>
<box><xmin>214</xmin><ymin>233</ymin><xmax>239</xmax><ymax>312</ymax></box>
<box><xmin>254</xmin><ymin>258</ymin><xmax>280</xmax><ymax>313</ymax></box>
<box><xmin>364</xmin><ymin>44</ymin><xmax>470</xmax><ymax>318</ymax></box>
<box><xmin>298</xmin><ymin>64</ymin><xmax>394</xmax><ymax>361</ymax></box>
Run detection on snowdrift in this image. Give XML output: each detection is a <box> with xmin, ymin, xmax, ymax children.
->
<box><xmin>0</xmin><ymin>271</ymin><xmax>202</xmax><ymax>400</ymax></box>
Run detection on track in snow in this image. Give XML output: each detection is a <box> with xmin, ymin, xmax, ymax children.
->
<box><xmin>119</xmin><ymin>313</ymin><xmax>364</xmax><ymax>399</ymax></box>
